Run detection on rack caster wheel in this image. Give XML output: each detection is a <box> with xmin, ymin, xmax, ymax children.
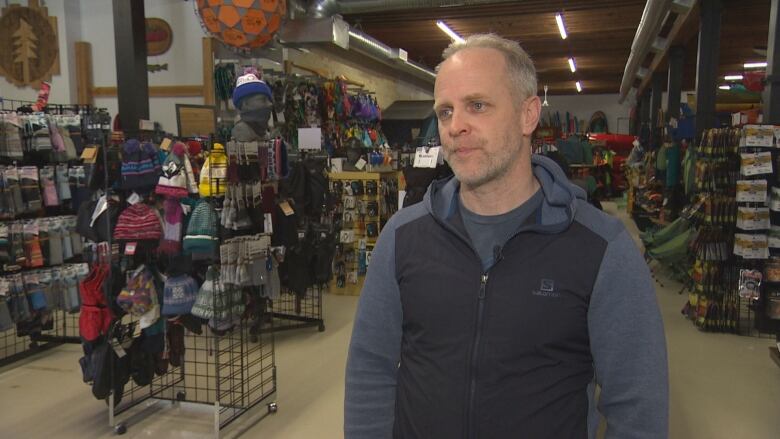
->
<box><xmin>268</xmin><ymin>402</ymin><xmax>278</xmax><ymax>414</ymax></box>
<box><xmin>318</xmin><ymin>323</ymin><xmax>325</xmax><ymax>332</ymax></box>
<box><xmin>114</xmin><ymin>423</ymin><xmax>127</xmax><ymax>435</ymax></box>
<box><xmin>176</xmin><ymin>391</ymin><xmax>186</xmax><ymax>401</ymax></box>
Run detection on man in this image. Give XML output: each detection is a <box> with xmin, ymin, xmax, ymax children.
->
<box><xmin>344</xmin><ymin>34</ymin><xmax>668</xmax><ymax>439</ymax></box>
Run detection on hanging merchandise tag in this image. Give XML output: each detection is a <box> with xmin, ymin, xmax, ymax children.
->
<box><xmin>738</xmin><ymin>269</ymin><xmax>762</xmax><ymax>299</ymax></box>
<box><xmin>264</xmin><ymin>213</ymin><xmax>273</xmax><ymax>233</ymax></box>
<box><xmin>298</xmin><ymin>127</ymin><xmax>322</xmax><ymax>151</ymax></box>
<box><xmin>744</xmin><ymin>125</ymin><xmax>775</xmax><ymax>147</ymax></box>
<box><xmin>736</xmin><ymin>180</ymin><xmax>768</xmax><ymax>203</ymax></box>
<box><xmin>769</xmin><ymin>226</ymin><xmax>780</xmax><ymax>248</ymax></box>
<box><xmin>414</xmin><ymin>147</ymin><xmax>439</xmax><ymax>168</ymax></box>
<box><xmin>736</xmin><ymin>207</ymin><xmax>770</xmax><ymax>231</ymax></box>
<box><xmin>127</xmin><ymin>192</ymin><xmax>142</xmax><ymax>205</ymax></box>
<box><xmin>110</xmin><ymin>338</ymin><xmax>127</xmax><ymax>358</ymax></box>
<box><xmin>80</xmin><ymin>146</ymin><xmax>98</xmax><ymax>163</ymax></box>
<box><xmin>279</xmin><ymin>200</ymin><xmax>294</xmax><ymax>216</ymax></box>
<box><xmin>124</xmin><ymin>242</ymin><xmax>137</xmax><ymax>256</ymax></box>
<box><xmin>355</xmin><ymin>158</ymin><xmax>367</xmax><ymax>170</ymax></box>
<box><xmin>740</xmin><ymin>152</ymin><xmax>773</xmax><ymax>176</ymax></box>
<box><xmin>160</xmin><ymin>138</ymin><xmax>172</xmax><ymax>151</ymax></box>
<box><xmin>734</xmin><ymin>233</ymin><xmax>770</xmax><ymax>259</ymax></box>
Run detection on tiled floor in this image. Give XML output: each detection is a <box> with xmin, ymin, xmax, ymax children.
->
<box><xmin>1</xmin><ymin>201</ymin><xmax>779</xmax><ymax>438</ymax></box>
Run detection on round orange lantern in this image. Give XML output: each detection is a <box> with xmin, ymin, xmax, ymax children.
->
<box><xmin>195</xmin><ymin>0</ymin><xmax>286</xmax><ymax>50</ymax></box>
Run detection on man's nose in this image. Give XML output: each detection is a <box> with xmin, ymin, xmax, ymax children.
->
<box><xmin>447</xmin><ymin>110</ymin><xmax>470</xmax><ymax>137</ymax></box>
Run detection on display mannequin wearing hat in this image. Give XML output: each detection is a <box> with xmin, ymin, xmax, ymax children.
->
<box><xmin>231</xmin><ymin>72</ymin><xmax>274</xmax><ymax>142</ymax></box>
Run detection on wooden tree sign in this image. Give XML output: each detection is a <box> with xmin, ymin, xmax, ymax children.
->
<box><xmin>0</xmin><ymin>0</ymin><xmax>60</xmax><ymax>87</ymax></box>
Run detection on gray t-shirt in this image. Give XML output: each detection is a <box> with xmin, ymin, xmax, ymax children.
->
<box><xmin>460</xmin><ymin>190</ymin><xmax>543</xmax><ymax>271</ymax></box>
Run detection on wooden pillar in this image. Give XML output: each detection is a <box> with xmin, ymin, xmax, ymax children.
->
<box><xmin>75</xmin><ymin>42</ymin><xmax>93</xmax><ymax>106</ymax></box>
<box><xmin>695</xmin><ymin>0</ymin><xmax>722</xmax><ymax>140</ymax></box>
<box><xmin>112</xmin><ymin>0</ymin><xmax>148</xmax><ymax>138</ymax></box>
<box><xmin>202</xmin><ymin>37</ymin><xmax>215</xmax><ymax>106</ymax></box>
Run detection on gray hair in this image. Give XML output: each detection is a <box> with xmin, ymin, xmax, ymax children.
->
<box><xmin>437</xmin><ymin>33</ymin><xmax>537</xmax><ymax>100</ymax></box>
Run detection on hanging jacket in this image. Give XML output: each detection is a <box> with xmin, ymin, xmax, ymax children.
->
<box><xmin>344</xmin><ymin>155</ymin><xmax>669</xmax><ymax>439</ymax></box>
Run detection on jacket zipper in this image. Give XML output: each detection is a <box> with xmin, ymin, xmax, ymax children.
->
<box><xmin>466</xmin><ymin>272</ymin><xmax>489</xmax><ymax>439</ymax></box>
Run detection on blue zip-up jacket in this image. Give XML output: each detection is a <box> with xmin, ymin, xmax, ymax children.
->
<box><xmin>345</xmin><ymin>155</ymin><xmax>669</xmax><ymax>439</ymax></box>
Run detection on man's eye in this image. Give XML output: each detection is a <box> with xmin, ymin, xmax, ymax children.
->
<box><xmin>472</xmin><ymin>102</ymin><xmax>485</xmax><ymax>111</ymax></box>
<box><xmin>438</xmin><ymin>108</ymin><xmax>452</xmax><ymax>119</ymax></box>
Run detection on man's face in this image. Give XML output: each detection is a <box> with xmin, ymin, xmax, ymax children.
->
<box><xmin>434</xmin><ymin>48</ymin><xmax>534</xmax><ymax>189</ymax></box>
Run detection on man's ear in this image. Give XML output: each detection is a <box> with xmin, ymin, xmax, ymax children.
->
<box><xmin>521</xmin><ymin>96</ymin><xmax>542</xmax><ymax>137</ymax></box>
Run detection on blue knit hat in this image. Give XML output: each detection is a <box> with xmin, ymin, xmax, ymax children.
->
<box><xmin>161</xmin><ymin>274</ymin><xmax>199</xmax><ymax>316</ymax></box>
<box><xmin>232</xmin><ymin>73</ymin><xmax>272</xmax><ymax>107</ymax></box>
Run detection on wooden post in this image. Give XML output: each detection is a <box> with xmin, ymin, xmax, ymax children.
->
<box><xmin>202</xmin><ymin>37</ymin><xmax>215</xmax><ymax>106</ymax></box>
<box><xmin>75</xmin><ymin>42</ymin><xmax>93</xmax><ymax>106</ymax></box>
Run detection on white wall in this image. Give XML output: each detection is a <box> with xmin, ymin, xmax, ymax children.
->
<box><xmin>540</xmin><ymin>93</ymin><xmax>632</xmax><ymax>134</ymax></box>
<box><xmin>80</xmin><ymin>0</ymin><xmax>205</xmax><ymax>133</ymax></box>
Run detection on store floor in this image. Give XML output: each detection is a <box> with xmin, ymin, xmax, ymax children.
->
<box><xmin>1</xmin><ymin>201</ymin><xmax>779</xmax><ymax>438</ymax></box>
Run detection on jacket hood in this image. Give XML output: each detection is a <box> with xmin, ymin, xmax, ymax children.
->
<box><xmin>424</xmin><ymin>154</ymin><xmax>586</xmax><ymax>234</ymax></box>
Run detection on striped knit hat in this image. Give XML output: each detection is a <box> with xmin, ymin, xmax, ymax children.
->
<box><xmin>182</xmin><ymin>200</ymin><xmax>218</xmax><ymax>259</ymax></box>
<box><xmin>114</xmin><ymin>203</ymin><xmax>162</xmax><ymax>241</ymax></box>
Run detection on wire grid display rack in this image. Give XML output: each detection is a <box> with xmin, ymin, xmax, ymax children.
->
<box><xmin>108</xmin><ymin>317</ymin><xmax>277</xmax><ymax>437</ymax></box>
<box><xmin>271</xmin><ymin>285</ymin><xmax>325</xmax><ymax>332</ymax></box>
<box><xmin>1</xmin><ymin>309</ymin><xmax>80</xmax><ymax>368</ymax></box>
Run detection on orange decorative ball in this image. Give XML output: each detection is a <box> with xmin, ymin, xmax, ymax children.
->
<box><xmin>196</xmin><ymin>0</ymin><xmax>286</xmax><ymax>49</ymax></box>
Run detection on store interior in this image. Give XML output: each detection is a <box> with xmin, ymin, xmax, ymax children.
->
<box><xmin>0</xmin><ymin>0</ymin><xmax>779</xmax><ymax>438</ymax></box>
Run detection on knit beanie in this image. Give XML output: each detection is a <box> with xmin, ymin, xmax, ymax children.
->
<box><xmin>156</xmin><ymin>142</ymin><xmax>189</xmax><ymax>198</ymax></box>
<box><xmin>158</xmin><ymin>198</ymin><xmax>183</xmax><ymax>255</ymax></box>
<box><xmin>232</xmin><ymin>72</ymin><xmax>273</xmax><ymax>108</ymax></box>
<box><xmin>199</xmin><ymin>143</ymin><xmax>228</xmax><ymax>198</ymax></box>
<box><xmin>191</xmin><ymin>266</ymin><xmax>218</xmax><ymax>319</ymax></box>
<box><xmin>114</xmin><ymin>203</ymin><xmax>163</xmax><ymax>241</ymax></box>
<box><xmin>186</xmin><ymin>140</ymin><xmax>202</xmax><ymax>157</ymax></box>
<box><xmin>121</xmin><ymin>140</ymin><xmax>161</xmax><ymax>190</ymax></box>
<box><xmin>161</xmin><ymin>274</ymin><xmax>199</xmax><ymax>316</ymax></box>
<box><xmin>182</xmin><ymin>200</ymin><xmax>219</xmax><ymax>260</ymax></box>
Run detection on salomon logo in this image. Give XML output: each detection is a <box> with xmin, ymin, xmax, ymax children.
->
<box><xmin>532</xmin><ymin>279</ymin><xmax>561</xmax><ymax>298</ymax></box>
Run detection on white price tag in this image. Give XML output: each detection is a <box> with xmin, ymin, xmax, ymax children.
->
<box><xmin>355</xmin><ymin>158</ymin><xmax>367</xmax><ymax>170</ymax></box>
<box><xmin>744</xmin><ymin>125</ymin><xmax>775</xmax><ymax>147</ymax></box>
<box><xmin>127</xmin><ymin>192</ymin><xmax>142</xmax><ymax>205</ymax></box>
<box><xmin>414</xmin><ymin>147</ymin><xmax>439</xmax><ymax>168</ymax></box>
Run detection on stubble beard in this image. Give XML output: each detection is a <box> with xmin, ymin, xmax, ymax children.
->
<box><xmin>443</xmin><ymin>132</ymin><xmax>522</xmax><ymax>190</ymax></box>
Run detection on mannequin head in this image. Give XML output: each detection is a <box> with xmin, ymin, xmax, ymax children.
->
<box><xmin>231</xmin><ymin>71</ymin><xmax>274</xmax><ymax>141</ymax></box>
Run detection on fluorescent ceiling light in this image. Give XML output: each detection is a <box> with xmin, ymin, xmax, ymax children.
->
<box><xmin>575</xmin><ymin>81</ymin><xmax>582</xmax><ymax>93</ymax></box>
<box><xmin>568</xmin><ymin>57</ymin><xmax>576</xmax><ymax>73</ymax></box>
<box><xmin>436</xmin><ymin>20</ymin><xmax>464</xmax><ymax>43</ymax></box>
<box><xmin>555</xmin><ymin>13</ymin><xmax>568</xmax><ymax>40</ymax></box>
<box><xmin>718</xmin><ymin>85</ymin><xmax>731</xmax><ymax>90</ymax></box>
<box><xmin>744</xmin><ymin>61</ymin><xmax>767</xmax><ymax>69</ymax></box>
<box><xmin>724</xmin><ymin>75</ymin><xmax>743</xmax><ymax>80</ymax></box>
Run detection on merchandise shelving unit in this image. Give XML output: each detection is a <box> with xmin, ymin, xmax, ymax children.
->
<box><xmin>329</xmin><ymin>170</ymin><xmax>397</xmax><ymax>296</ymax></box>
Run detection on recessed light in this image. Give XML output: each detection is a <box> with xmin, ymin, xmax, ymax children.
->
<box><xmin>724</xmin><ymin>75</ymin><xmax>743</xmax><ymax>80</ymax></box>
<box><xmin>744</xmin><ymin>62</ymin><xmax>767</xmax><ymax>69</ymax></box>
<box><xmin>576</xmin><ymin>81</ymin><xmax>582</xmax><ymax>93</ymax></box>
<box><xmin>568</xmin><ymin>58</ymin><xmax>576</xmax><ymax>73</ymax></box>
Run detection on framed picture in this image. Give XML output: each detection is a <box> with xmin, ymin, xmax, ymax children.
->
<box><xmin>175</xmin><ymin>104</ymin><xmax>216</xmax><ymax>137</ymax></box>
